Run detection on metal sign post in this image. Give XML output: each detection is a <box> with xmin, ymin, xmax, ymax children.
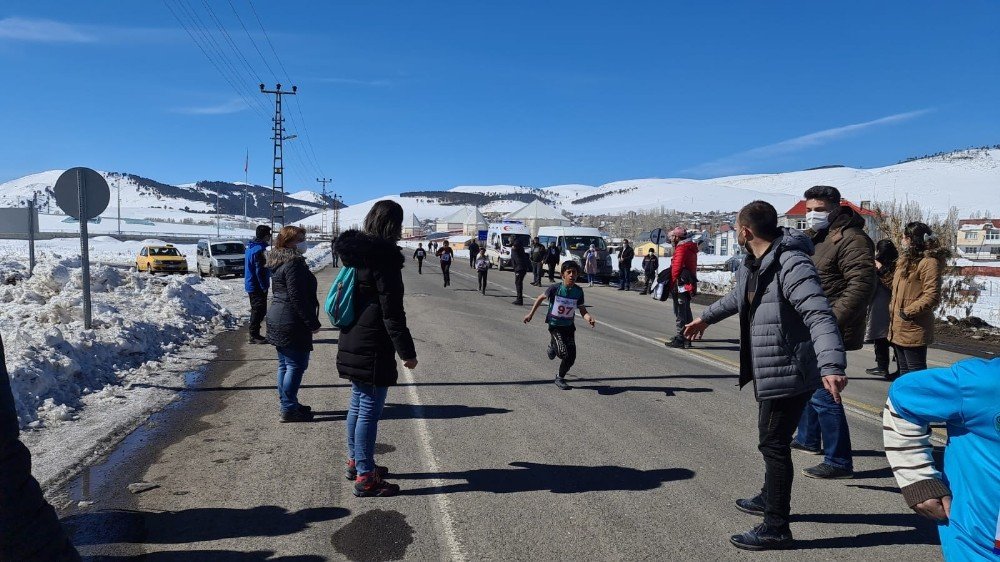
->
<box><xmin>27</xmin><ymin>197</ymin><xmax>36</xmax><ymax>278</ymax></box>
<box><xmin>54</xmin><ymin>167</ymin><xmax>110</xmax><ymax>330</ymax></box>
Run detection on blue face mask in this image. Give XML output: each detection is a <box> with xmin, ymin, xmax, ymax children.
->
<box><xmin>296</xmin><ymin>240</ymin><xmax>308</xmax><ymax>254</ymax></box>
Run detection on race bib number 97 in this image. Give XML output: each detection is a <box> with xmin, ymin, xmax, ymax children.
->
<box><xmin>551</xmin><ymin>295</ymin><xmax>578</xmax><ymax>319</ymax></box>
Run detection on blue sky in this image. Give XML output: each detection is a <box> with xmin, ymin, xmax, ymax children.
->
<box><xmin>1</xmin><ymin>1</ymin><xmax>998</xmax><ymax>204</ymax></box>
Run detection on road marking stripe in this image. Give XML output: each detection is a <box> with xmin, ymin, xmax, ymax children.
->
<box><xmin>400</xmin><ymin>363</ymin><xmax>467</xmax><ymax>561</ymax></box>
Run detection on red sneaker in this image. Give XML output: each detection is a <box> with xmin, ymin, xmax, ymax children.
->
<box><xmin>345</xmin><ymin>459</ymin><xmax>389</xmax><ymax>481</ymax></box>
<box><xmin>353</xmin><ymin>472</ymin><xmax>400</xmax><ymax>497</ymax></box>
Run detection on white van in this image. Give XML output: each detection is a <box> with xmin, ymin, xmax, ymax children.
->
<box><xmin>536</xmin><ymin>226</ymin><xmax>613</xmax><ymax>282</ymax></box>
<box><xmin>485</xmin><ymin>221</ymin><xmax>531</xmax><ymax>270</ymax></box>
<box><xmin>196</xmin><ymin>239</ymin><xmax>246</xmax><ymax>278</ymax></box>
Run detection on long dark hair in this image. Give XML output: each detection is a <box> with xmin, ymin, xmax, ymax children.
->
<box><xmin>363</xmin><ymin>200</ymin><xmax>404</xmax><ymax>241</ymax></box>
<box><xmin>903</xmin><ymin>221</ymin><xmax>935</xmax><ymax>256</ymax></box>
<box><xmin>875</xmin><ymin>238</ymin><xmax>898</xmax><ymax>264</ymax></box>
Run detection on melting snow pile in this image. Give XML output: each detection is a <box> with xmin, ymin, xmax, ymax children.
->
<box><xmin>1</xmin><ymin>257</ymin><xmax>237</xmax><ymax>429</ymax></box>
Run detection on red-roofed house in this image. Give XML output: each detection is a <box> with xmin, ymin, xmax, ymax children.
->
<box><xmin>782</xmin><ymin>199</ymin><xmax>881</xmax><ymax>240</ymax></box>
<box><xmin>957</xmin><ymin>219</ymin><xmax>1000</xmax><ymax>260</ymax></box>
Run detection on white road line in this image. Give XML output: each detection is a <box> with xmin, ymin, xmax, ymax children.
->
<box><xmin>399</xmin><ymin>363</ymin><xmax>467</xmax><ymax>562</ymax></box>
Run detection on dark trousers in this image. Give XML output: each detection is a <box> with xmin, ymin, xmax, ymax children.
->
<box><xmin>532</xmin><ymin>262</ymin><xmax>543</xmax><ymax>285</ymax></box>
<box><xmin>757</xmin><ymin>392</ymin><xmax>811</xmax><ymax>531</ymax></box>
<box><xmin>478</xmin><ymin>270</ymin><xmax>488</xmax><ymax>293</ymax></box>
<box><xmin>514</xmin><ymin>271</ymin><xmax>526</xmax><ymax>302</ymax></box>
<box><xmin>248</xmin><ymin>290</ymin><xmax>268</xmax><ymax>337</ymax></box>
<box><xmin>416</xmin><ymin>257</ymin><xmax>423</xmax><ymax>274</ymax></box>
<box><xmin>642</xmin><ymin>275</ymin><xmax>655</xmax><ymax>294</ymax></box>
<box><xmin>672</xmin><ymin>291</ymin><xmax>693</xmax><ymax>337</ymax></box>
<box><xmin>470</xmin><ymin>254</ymin><xmax>477</xmax><ymax>268</ymax></box>
<box><xmin>441</xmin><ymin>262</ymin><xmax>451</xmax><ymax>287</ymax></box>
<box><xmin>873</xmin><ymin>338</ymin><xmax>891</xmax><ymax>370</ymax></box>
<box><xmin>618</xmin><ymin>263</ymin><xmax>630</xmax><ymax>289</ymax></box>
<box><xmin>547</xmin><ymin>262</ymin><xmax>556</xmax><ymax>282</ymax></box>
<box><xmin>893</xmin><ymin>344</ymin><xmax>927</xmax><ymax>375</ymax></box>
<box><xmin>549</xmin><ymin>325</ymin><xmax>577</xmax><ymax>378</ymax></box>
<box><xmin>0</xmin><ymin>339</ymin><xmax>81</xmax><ymax>561</ymax></box>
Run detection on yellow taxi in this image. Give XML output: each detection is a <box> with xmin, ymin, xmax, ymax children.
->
<box><xmin>136</xmin><ymin>244</ymin><xmax>189</xmax><ymax>274</ymax></box>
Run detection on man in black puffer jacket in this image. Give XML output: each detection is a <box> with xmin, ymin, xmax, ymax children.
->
<box><xmin>266</xmin><ymin>227</ymin><xmax>321</xmax><ymax>423</ymax></box>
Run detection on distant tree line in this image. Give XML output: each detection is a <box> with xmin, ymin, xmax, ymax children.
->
<box><xmin>398</xmin><ymin>190</ymin><xmax>554</xmax><ymax>206</ymax></box>
<box><xmin>571</xmin><ymin>187</ymin><xmax>638</xmax><ymax>205</ymax></box>
<box><xmin>898</xmin><ymin>145</ymin><xmax>1000</xmax><ymax>164</ymax></box>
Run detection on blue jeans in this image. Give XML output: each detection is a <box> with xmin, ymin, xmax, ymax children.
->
<box><xmin>795</xmin><ymin>388</ymin><xmax>853</xmax><ymax>471</ymax></box>
<box><xmin>276</xmin><ymin>347</ymin><xmax>310</xmax><ymax>413</ymax></box>
<box><xmin>346</xmin><ymin>383</ymin><xmax>389</xmax><ymax>475</ymax></box>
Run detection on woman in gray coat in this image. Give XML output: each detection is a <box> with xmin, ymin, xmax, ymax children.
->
<box><xmin>864</xmin><ymin>238</ymin><xmax>898</xmax><ymax>380</ymax></box>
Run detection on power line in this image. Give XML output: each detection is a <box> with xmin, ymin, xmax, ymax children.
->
<box><xmin>199</xmin><ymin>0</ymin><xmax>263</xmax><ymax>85</ymax></box>
<box><xmin>226</xmin><ymin>0</ymin><xmax>278</xmax><ymax>80</ymax></box>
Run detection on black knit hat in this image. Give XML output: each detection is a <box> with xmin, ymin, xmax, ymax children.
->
<box><xmin>255</xmin><ymin>225</ymin><xmax>272</xmax><ymax>239</ymax></box>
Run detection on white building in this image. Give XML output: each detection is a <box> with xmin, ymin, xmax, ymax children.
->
<box><xmin>435</xmin><ymin>207</ymin><xmax>488</xmax><ymax>236</ymax></box>
<box><xmin>712</xmin><ymin>224</ymin><xmax>742</xmax><ymax>257</ymax></box>
<box><xmin>504</xmin><ymin>200</ymin><xmax>572</xmax><ymax>236</ymax></box>
<box><xmin>402</xmin><ymin>213</ymin><xmax>424</xmax><ymax>239</ymax></box>
<box><xmin>957</xmin><ymin>219</ymin><xmax>1000</xmax><ymax>260</ymax></box>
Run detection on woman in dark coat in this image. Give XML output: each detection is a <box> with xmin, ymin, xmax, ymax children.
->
<box><xmin>865</xmin><ymin>238</ymin><xmax>898</xmax><ymax>379</ymax></box>
<box><xmin>266</xmin><ymin>225</ymin><xmax>321</xmax><ymax>422</ymax></box>
<box><xmin>335</xmin><ymin>200</ymin><xmax>417</xmax><ymax>497</ymax></box>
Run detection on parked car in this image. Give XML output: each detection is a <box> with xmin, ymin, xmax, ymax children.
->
<box><xmin>136</xmin><ymin>244</ymin><xmax>188</xmax><ymax>274</ymax></box>
<box><xmin>196</xmin><ymin>239</ymin><xmax>246</xmax><ymax>278</ymax></box>
<box><xmin>486</xmin><ymin>221</ymin><xmax>532</xmax><ymax>270</ymax></box>
<box><xmin>536</xmin><ymin>226</ymin><xmax>614</xmax><ymax>283</ymax></box>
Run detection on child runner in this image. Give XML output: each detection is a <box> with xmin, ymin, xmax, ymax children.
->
<box><xmin>413</xmin><ymin>243</ymin><xmax>427</xmax><ymax>274</ymax></box>
<box><xmin>523</xmin><ymin>261</ymin><xmax>596</xmax><ymax>390</ymax></box>
<box><xmin>474</xmin><ymin>248</ymin><xmax>490</xmax><ymax>295</ymax></box>
<box><xmin>435</xmin><ymin>240</ymin><xmax>454</xmax><ymax>287</ymax></box>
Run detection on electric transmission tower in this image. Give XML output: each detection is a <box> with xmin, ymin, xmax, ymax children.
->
<box><xmin>260</xmin><ymin>83</ymin><xmax>296</xmax><ymax>232</ymax></box>
<box><xmin>317</xmin><ymin>177</ymin><xmax>332</xmax><ymax>236</ymax></box>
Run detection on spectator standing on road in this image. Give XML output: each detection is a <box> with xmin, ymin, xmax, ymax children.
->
<box><xmin>334</xmin><ymin>200</ymin><xmax>417</xmax><ymax>498</ymax></box>
<box><xmin>412</xmin><ymin>243</ymin><xmax>427</xmax><ymax>274</ymax></box>
<box><xmin>524</xmin><ymin>261</ymin><xmax>596</xmax><ymax>390</ymax></box>
<box><xmin>530</xmin><ymin>237</ymin><xmax>546</xmax><ymax>286</ymax></box>
<box><xmin>245</xmin><ymin>224</ymin><xmax>272</xmax><ymax>344</ymax></box>
<box><xmin>545</xmin><ymin>241</ymin><xmax>560</xmax><ymax>282</ymax></box>
<box><xmin>617</xmin><ymin>239</ymin><xmax>634</xmax><ymax>291</ymax></box>
<box><xmin>666</xmin><ymin>227</ymin><xmax>698</xmax><ymax>349</ymax></box>
<box><xmin>1</xmin><ymin>332</ymin><xmax>81</xmax><ymax>561</ymax></box>
<box><xmin>510</xmin><ymin>239</ymin><xmax>531</xmax><ymax>305</ymax></box>
<box><xmin>865</xmin><ymin>239</ymin><xmax>899</xmax><ymax>380</ymax></box>
<box><xmin>639</xmin><ymin>248</ymin><xmax>659</xmax><ymax>295</ymax></box>
<box><xmin>792</xmin><ymin>185</ymin><xmax>875</xmax><ymax>481</ymax></box>
<box><xmin>888</xmin><ymin>221</ymin><xmax>948</xmax><ymax>376</ymax></box>
<box><xmin>266</xmin><ymin>226</ymin><xmax>321</xmax><ymax>423</ymax></box>
<box><xmin>435</xmin><ymin>240</ymin><xmax>454</xmax><ymax>288</ymax></box>
<box><xmin>468</xmin><ymin>239</ymin><xmax>480</xmax><ymax>269</ymax></box>
<box><xmin>331</xmin><ymin>234</ymin><xmax>340</xmax><ymax>268</ymax></box>
<box><xmin>475</xmin><ymin>248</ymin><xmax>490</xmax><ymax>295</ymax></box>
<box><xmin>584</xmin><ymin>244</ymin><xmax>599</xmax><ymax>286</ymax></box>
<box><xmin>684</xmin><ymin>200</ymin><xmax>847</xmax><ymax>551</ymax></box>
<box><xmin>883</xmin><ymin>357</ymin><xmax>1000</xmax><ymax>561</ymax></box>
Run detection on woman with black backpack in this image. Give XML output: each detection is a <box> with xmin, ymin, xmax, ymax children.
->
<box><xmin>266</xmin><ymin>226</ymin><xmax>322</xmax><ymax>422</ymax></box>
<box><xmin>334</xmin><ymin>200</ymin><xmax>417</xmax><ymax>497</ymax></box>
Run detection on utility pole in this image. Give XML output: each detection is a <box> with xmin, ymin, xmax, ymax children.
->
<box><xmin>216</xmin><ymin>185</ymin><xmax>221</xmax><ymax>238</ymax></box>
<box><xmin>332</xmin><ymin>194</ymin><xmax>343</xmax><ymax>238</ymax></box>
<box><xmin>243</xmin><ymin>148</ymin><xmax>249</xmax><ymax>225</ymax></box>
<box><xmin>317</xmin><ymin>177</ymin><xmax>331</xmax><ymax>237</ymax></box>
<box><xmin>260</xmin><ymin>83</ymin><xmax>296</xmax><ymax>234</ymax></box>
<box><xmin>116</xmin><ymin>174</ymin><xmax>122</xmax><ymax>236</ymax></box>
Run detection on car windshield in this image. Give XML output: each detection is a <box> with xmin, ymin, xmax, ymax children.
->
<box><xmin>501</xmin><ymin>234</ymin><xmax>531</xmax><ymax>247</ymax></box>
<box><xmin>149</xmin><ymin>247</ymin><xmax>181</xmax><ymax>257</ymax></box>
<box><xmin>211</xmin><ymin>243</ymin><xmax>245</xmax><ymax>255</ymax></box>
<box><xmin>564</xmin><ymin>236</ymin><xmax>606</xmax><ymax>251</ymax></box>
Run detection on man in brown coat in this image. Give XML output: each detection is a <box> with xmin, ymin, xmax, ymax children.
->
<box><xmin>791</xmin><ymin>185</ymin><xmax>876</xmax><ymax>480</ymax></box>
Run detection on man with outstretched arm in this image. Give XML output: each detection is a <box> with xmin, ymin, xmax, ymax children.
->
<box><xmin>684</xmin><ymin>200</ymin><xmax>847</xmax><ymax>551</ymax></box>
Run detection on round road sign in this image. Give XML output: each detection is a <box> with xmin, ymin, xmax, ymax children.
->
<box><xmin>54</xmin><ymin>167</ymin><xmax>110</xmax><ymax>220</ymax></box>
<box><xmin>650</xmin><ymin>228</ymin><xmax>667</xmax><ymax>245</ymax></box>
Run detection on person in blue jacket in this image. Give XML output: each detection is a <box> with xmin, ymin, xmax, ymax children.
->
<box><xmin>883</xmin><ymin>358</ymin><xmax>1000</xmax><ymax>561</ymax></box>
<box><xmin>245</xmin><ymin>224</ymin><xmax>272</xmax><ymax>344</ymax></box>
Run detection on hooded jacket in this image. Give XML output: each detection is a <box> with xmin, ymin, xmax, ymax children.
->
<box><xmin>264</xmin><ymin>247</ymin><xmax>321</xmax><ymax>351</ymax></box>
<box><xmin>888</xmin><ymin>246</ymin><xmax>950</xmax><ymax>347</ymax></box>
<box><xmin>807</xmin><ymin>206</ymin><xmax>876</xmax><ymax>351</ymax></box>
<box><xmin>334</xmin><ymin>230</ymin><xmax>416</xmax><ymax>386</ymax></box>
<box><xmin>244</xmin><ymin>239</ymin><xmax>270</xmax><ymax>293</ymax></box>
<box><xmin>701</xmin><ymin>228</ymin><xmax>846</xmax><ymax>401</ymax></box>
<box><xmin>670</xmin><ymin>239</ymin><xmax>698</xmax><ymax>295</ymax></box>
<box><xmin>510</xmin><ymin>242</ymin><xmax>531</xmax><ymax>273</ymax></box>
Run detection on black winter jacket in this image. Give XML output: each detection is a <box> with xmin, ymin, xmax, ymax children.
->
<box><xmin>265</xmin><ymin>248</ymin><xmax>321</xmax><ymax>351</ymax></box>
<box><xmin>510</xmin><ymin>243</ymin><xmax>531</xmax><ymax>273</ymax></box>
<box><xmin>334</xmin><ymin>230</ymin><xmax>417</xmax><ymax>387</ymax></box>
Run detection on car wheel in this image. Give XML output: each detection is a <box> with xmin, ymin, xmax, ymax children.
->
<box><xmin>210</xmin><ymin>265</ymin><xmax>217</xmax><ymax>277</ymax></box>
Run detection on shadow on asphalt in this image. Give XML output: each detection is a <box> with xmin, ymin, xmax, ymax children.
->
<box><xmin>63</xmin><ymin>506</ymin><xmax>349</xmax><ymax>546</ymax></box>
<box><xmin>89</xmin><ymin>551</ymin><xmax>324</xmax><ymax>561</ymax></box>
<box><xmin>309</xmin><ymin>403</ymin><xmax>512</xmax><ymax>423</ymax></box>
<box><xmin>792</xmin><ymin>512</ymin><xmax>939</xmax><ymax>549</ymax></box>
<box><xmin>574</xmin><ymin>385</ymin><xmax>713</xmax><ymax>397</ymax></box>
<box><xmin>394</xmin><ymin>462</ymin><xmax>695</xmax><ymax>495</ymax></box>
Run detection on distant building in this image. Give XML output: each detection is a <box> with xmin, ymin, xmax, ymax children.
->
<box><xmin>402</xmin><ymin>213</ymin><xmax>424</xmax><ymax>239</ymax></box>
<box><xmin>634</xmin><ymin>241</ymin><xmax>671</xmax><ymax>257</ymax></box>
<box><xmin>504</xmin><ymin>200</ymin><xmax>572</xmax><ymax>236</ymax></box>
<box><xmin>711</xmin><ymin>224</ymin><xmax>742</xmax><ymax>257</ymax></box>
<box><xmin>435</xmin><ymin>207</ymin><xmax>488</xmax><ymax>236</ymax></box>
<box><xmin>781</xmin><ymin>199</ymin><xmax>881</xmax><ymax>240</ymax></box>
<box><xmin>957</xmin><ymin>218</ymin><xmax>1000</xmax><ymax>260</ymax></box>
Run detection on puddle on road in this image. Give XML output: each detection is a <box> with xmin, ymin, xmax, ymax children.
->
<box><xmin>331</xmin><ymin>509</ymin><xmax>414</xmax><ymax>561</ymax></box>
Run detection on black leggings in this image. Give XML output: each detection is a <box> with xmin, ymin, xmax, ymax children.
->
<box><xmin>477</xmin><ymin>270</ymin><xmax>488</xmax><ymax>292</ymax></box>
<box><xmin>549</xmin><ymin>325</ymin><xmax>577</xmax><ymax>378</ymax></box>
<box><xmin>416</xmin><ymin>257</ymin><xmax>423</xmax><ymax>274</ymax></box>
<box><xmin>514</xmin><ymin>271</ymin><xmax>526</xmax><ymax>301</ymax></box>
<box><xmin>441</xmin><ymin>262</ymin><xmax>451</xmax><ymax>286</ymax></box>
<box><xmin>893</xmin><ymin>344</ymin><xmax>927</xmax><ymax>375</ymax></box>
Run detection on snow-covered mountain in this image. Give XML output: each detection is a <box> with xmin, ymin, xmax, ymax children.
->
<box><xmin>0</xmin><ymin>171</ymin><xmax>340</xmax><ymax>223</ymax></box>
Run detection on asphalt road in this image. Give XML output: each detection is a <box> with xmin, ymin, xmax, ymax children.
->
<box><xmin>58</xmin><ymin>256</ymin><xmax>957</xmax><ymax>561</ymax></box>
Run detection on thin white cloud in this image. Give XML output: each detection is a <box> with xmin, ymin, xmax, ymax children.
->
<box><xmin>0</xmin><ymin>16</ymin><xmax>96</xmax><ymax>43</ymax></box>
<box><xmin>172</xmin><ymin>98</ymin><xmax>250</xmax><ymax>116</ymax></box>
<box><xmin>684</xmin><ymin>109</ymin><xmax>934</xmax><ymax>177</ymax></box>
<box><xmin>318</xmin><ymin>77</ymin><xmax>393</xmax><ymax>87</ymax></box>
